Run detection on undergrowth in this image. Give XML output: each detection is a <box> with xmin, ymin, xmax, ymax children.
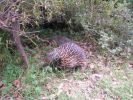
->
<box><xmin>1</xmin><ymin>38</ymin><xmax>133</xmax><ymax>99</ymax></box>
<box><xmin>0</xmin><ymin>0</ymin><xmax>133</xmax><ymax>99</ymax></box>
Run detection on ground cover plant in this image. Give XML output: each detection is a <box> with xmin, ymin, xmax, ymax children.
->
<box><xmin>0</xmin><ymin>0</ymin><xmax>133</xmax><ymax>99</ymax></box>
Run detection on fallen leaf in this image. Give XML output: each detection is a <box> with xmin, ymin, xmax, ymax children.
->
<box><xmin>13</xmin><ymin>80</ymin><xmax>21</xmax><ymax>88</ymax></box>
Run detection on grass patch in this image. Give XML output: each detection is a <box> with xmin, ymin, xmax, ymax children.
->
<box><xmin>1</xmin><ymin>39</ymin><xmax>133</xmax><ymax>99</ymax></box>
<box><xmin>1</xmin><ymin>51</ymin><xmax>133</xmax><ymax>99</ymax></box>
<box><xmin>97</xmin><ymin>65</ymin><xmax>133</xmax><ymax>100</ymax></box>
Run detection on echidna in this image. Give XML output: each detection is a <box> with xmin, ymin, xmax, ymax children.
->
<box><xmin>46</xmin><ymin>42</ymin><xmax>88</xmax><ymax>71</ymax></box>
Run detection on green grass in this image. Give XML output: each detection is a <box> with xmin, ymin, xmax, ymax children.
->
<box><xmin>1</xmin><ymin>56</ymin><xmax>133</xmax><ymax>100</ymax></box>
<box><xmin>96</xmin><ymin>65</ymin><xmax>133</xmax><ymax>100</ymax></box>
<box><xmin>1</xmin><ymin>37</ymin><xmax>133</xmax><ymax>99</ymax></box>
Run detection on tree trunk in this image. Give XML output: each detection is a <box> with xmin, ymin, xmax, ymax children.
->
<box><xmin>11</xmin><ymin>20</ymin><xmax>29</xmax><ymax>67</ymax></box>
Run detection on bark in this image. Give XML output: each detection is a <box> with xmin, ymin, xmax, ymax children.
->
<box><xmin>11</xmin><ymin>20</ymin><xmax>29</xmax><ymax>67</ymax></box>
<box><xmin>0</xmin><ymin>0</ymin><xmax>28</xmax><ymax>67</ymax></box>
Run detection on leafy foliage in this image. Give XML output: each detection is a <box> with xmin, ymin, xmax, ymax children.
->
<box><xmin>0</xmin><ymin>0</ymin><xmax>133</xmax><ymax>99</ymax></box>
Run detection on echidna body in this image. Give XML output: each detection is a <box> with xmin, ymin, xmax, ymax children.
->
<box><xmin>46</xmin><ymin>42</ymin><xmax>87</xmax><ymax>71</ymax></box>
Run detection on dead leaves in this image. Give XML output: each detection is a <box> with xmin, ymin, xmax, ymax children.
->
<box><xmin>0</xmin><ymin>79</ymin><xmax>23</xmax><ymax>100</ymax></box>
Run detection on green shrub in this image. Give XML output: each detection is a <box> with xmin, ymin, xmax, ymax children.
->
<box><xmin>75</xmin><ymin>0</ymin><xmax>133</xmax><ymax>58</ymax></box>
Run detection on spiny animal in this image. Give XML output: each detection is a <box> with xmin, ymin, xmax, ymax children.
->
<box><xmin>49</xmin><ymin>36</ymin><xmax>91</xmax><ymax>54</ymax></box>
<box><xmin>46</xmin><ymin>42</ymin><xmax>88</xmax><ymax>71</ymax></box>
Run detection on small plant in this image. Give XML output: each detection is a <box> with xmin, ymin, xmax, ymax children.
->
<box><xmin>99</xmin><ymin>30</ymin><xmax>133</xmax><ymax>58</ymax></box>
